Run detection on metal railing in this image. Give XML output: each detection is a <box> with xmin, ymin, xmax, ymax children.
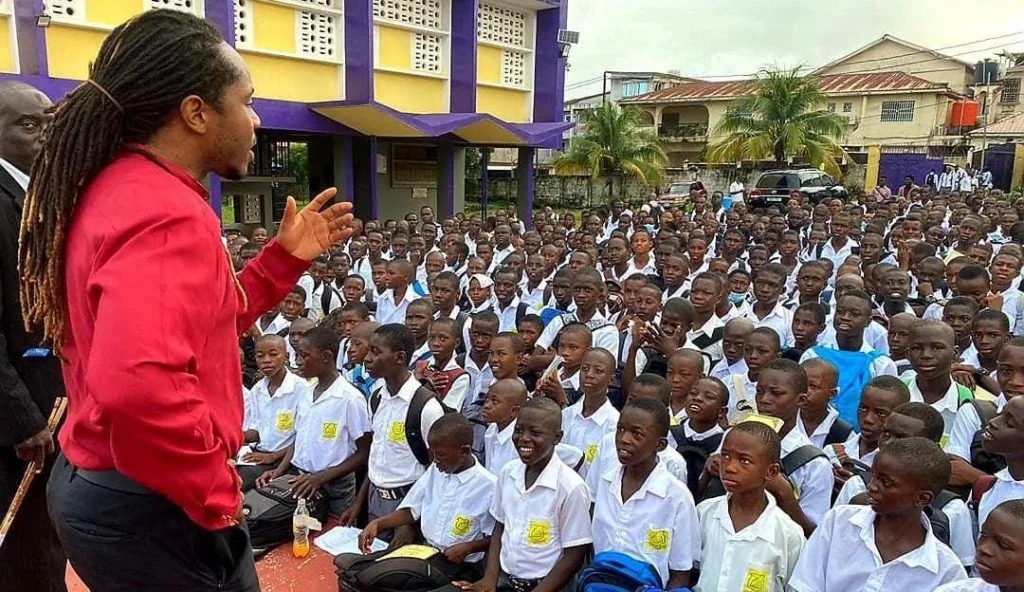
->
<box><xmin>657</xmin><ymin>122</ymin><xmax>709</xmax><ymax>140</ymax></box>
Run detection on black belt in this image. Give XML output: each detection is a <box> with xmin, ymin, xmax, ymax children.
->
<box><xmin>502</xmin><ymin>573</ymin><xmax>541</xmax><ymax>592</ymax></box>
<box><xmin>373</xmin><ymin>484</ymin><xmax>412</xmax><ymax>501</ymax></box>
<box><xmin>70</xmin><ymin>460</ymin><xmax>155</xmax><ymax>496</ymax></box>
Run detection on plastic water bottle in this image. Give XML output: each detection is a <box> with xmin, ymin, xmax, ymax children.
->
<box><xmin>292</xmin><ymin>498</ymin><xmax>310</xmax><ymax>558</ymax></box>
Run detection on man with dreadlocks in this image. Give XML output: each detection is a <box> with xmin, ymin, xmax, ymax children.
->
<box><xmin>0</xmin><ymin>81</ymin><xmax>66</xmax><ymax>592</ymax></box>
<box><xmin>24</xmin><ymin>10</ymin><xmax>354</xmax><ymax>592</ymax></box>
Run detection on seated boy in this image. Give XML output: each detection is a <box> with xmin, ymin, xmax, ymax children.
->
<box><xmin>344</xmin><ymin>321</ymin><xmax>380</xmax><ymax>397</ymax></box>
<box><xmin>340</xmin><ymin>414</ymin><xmax>496</xmax><ymax>587</ymax></box>
<box><xmin>591</xmin><ymin>398</ymin><xmax>700</xmax><ymax>589</ymax></box>
<box><xmin>783</xmin><ymin>302</ymin><xmax>827</xmax><ymax>362</ymax></box>
<box><xmin>837</xmin><ymin>402</ymin><xmax>976</xmax><ymax>568</ymax></box>
<box><xmin>454</xmin><ymin>398</ymin><xmax>592</xmax><ymax>592</ymax></box>
<box><xmin>667</xmin><ymin>349</ymin><xmax>706</xmax><ymax>424</ymax></box>
<box><xmin>256</xmin><ymin>327</ymin><xmax>372</xmax><ymax>516</ymax></box>
<box><xmin>796</xmin><ymin>358</ymin><xmax>851</xmax><ymax>449</ymax></box>
<box><xmin>726</xmin><ymin>327</ymin><xmax>781</xmax><ymax>421</ymax></box>
<box><xmin>694</xmin><ymin>421</ymin><xmax>806</xmax><ymax>592</ymax></box>
<box><xmin>789</xmin><ymin>438</ymin><xmax>966</xmax><ymax>591</ymax></box>
<box><xmin>672</xmin><ymin>376</ymin><xmax>728</xmax><ymax>496</ymax></box>
<box><xmin>238</xmin><ymin>335</ymin><xmax>305</xmax><ymax>491</ymax></box>
<box><xmin>414</xmin><ymin>318</ymin><xmax>471</xmax><ymax>412</ymax></box>
<box><xmin>558</xmin><ymin>348</ymin><xmax>619</xmax><ymax>478</ymax></box>
<box><xmin>934</xmin><ymin>499</ymin><xmax>1024</xmax><ymax>592</ymax></box>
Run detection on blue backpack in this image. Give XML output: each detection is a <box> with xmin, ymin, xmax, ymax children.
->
<box><xmin>576</xmin><ymin>551</ymin><xmax>688</xmax><ymax>592</ymax></box>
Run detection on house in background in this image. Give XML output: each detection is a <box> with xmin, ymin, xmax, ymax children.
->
<box><xmin>1</xmin><ymin>0</ymin><xmax>571</xmax><ymax>228</ymax></box>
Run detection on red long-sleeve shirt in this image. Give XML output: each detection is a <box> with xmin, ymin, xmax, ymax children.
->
<box><xmin>59</xmin><ymin>148</ymin><xmax>309</xmax><ymax>530</ymax></box>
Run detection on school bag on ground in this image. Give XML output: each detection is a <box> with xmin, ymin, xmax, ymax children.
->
<box><xmin>335</xmin><ymin>547</ymin><xmax>469</xmax><ymax>592</ymax></box>
<box><xmin>575</xmin><ymin>551</ymin><xmax>664</xmax><ymax>592</ymax></box>
<box><xmin>243</xmin><ymin>475</ymin><xmax>327</xmax><ymax>556</ymax></box>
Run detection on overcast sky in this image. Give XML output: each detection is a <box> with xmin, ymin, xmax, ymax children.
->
<box><xmin>564</xmin><ymin>0</ymin><xmax>1024</xmax><ymax>98</ymax></box>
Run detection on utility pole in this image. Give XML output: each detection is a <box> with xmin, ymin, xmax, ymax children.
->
<box><xmin>980</xmin><ymin>68</ymin><xmax>991</xmax><ymax>173</ymax></box>
<box><xmin>602</xmin><ymin>71</ymin><xmax>608</xmax><ymax>104</ymax></box>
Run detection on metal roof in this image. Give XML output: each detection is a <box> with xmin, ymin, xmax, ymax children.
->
<box><xmin>620</xmin><ymin>71</ymin><xmax>950</xmax><ymax>104</ymax></box>
<box><xmin>970</xmin><ymin>111</ymin><xmax>1024</xmax><ymax>137</ymax></box>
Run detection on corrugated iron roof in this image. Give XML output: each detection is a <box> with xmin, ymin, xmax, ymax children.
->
<box><xmin>971</xmin><ymin>111</ymin><xmax>1024</xmax><ymax>136</ymax></box>
<box><xmin>620</xmin><ymin>71</ymin><xmax>949</xmax><ymax>104</ymax></box>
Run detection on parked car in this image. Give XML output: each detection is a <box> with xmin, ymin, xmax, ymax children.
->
<box><xmin>748</xmin><ymin>169</ymin><xmax>848</xmax><ymax>209</ymax></box>
<box><xmin>658</xmin><ymin>182</ymin><xmax>690</xmax><ymax>207</ymax></box>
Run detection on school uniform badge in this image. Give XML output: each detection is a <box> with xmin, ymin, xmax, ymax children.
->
<box><xmin>388</xmin><ymin>421</ymin><xmax>406</xmax><ymax>443</ymax></box>
<box><xmin>322</xmin><ymin>422</ymin><xmax>338</xmax><ymax>440</ymax></box>
<box><xmin>276</xmin><ymin>412</ymin><xmax>294</xmax><ymax>432</ymax></box>
<box><xmin>451</xmin><ymin>515</ymin><xmax>472</xmax><ymax>537</ymax></box>
<box><xmin>742</xmin><ymin>567</ymin><xmax>769</xmax><ymax>592</ymax></box>
<box><xmin>644</xmin><ymin>528</ymin><xmax>670</xmax><ymax>553</ymax></box>
<box><xmin>526</xmin><ymin>520</ymin><xmax>552</xmax><ymax>546</ymax></box>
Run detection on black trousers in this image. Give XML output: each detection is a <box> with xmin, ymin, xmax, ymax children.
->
<box><xmin>0</xmin><ymin>447</ymin><xmax>67</xmax><ymax>592</ymax></box>
<box><xmin>47</xmin><ymin>454</ymin><xmax>260</xmax><ymax>592</ymax></box>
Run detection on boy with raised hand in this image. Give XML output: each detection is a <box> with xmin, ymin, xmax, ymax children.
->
<box><xmin>694</xmin><ymin>421</ymin><xmax>805</xmax><ymax>592</ymax></box>
<box><xmin>453</xmin><ymin>398</ymin><xmax>592</xmax><ymax>592</ymax></box>
<box><xmin>536</xmin><ymin>323</ymin><xmax>591</xmax><ymax>408</ymax></box>
<box><xmin>789</xmin><ymin>438</ymin><xmax>966</xmax><ymax>591</ymax></box>
<box><xmin>590</xmin><ymin>398</ymin><xmax>699</xmax><ymax>589</ymax></box>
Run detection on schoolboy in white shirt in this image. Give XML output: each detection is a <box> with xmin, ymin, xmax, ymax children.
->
<box><xmin>591</xmin><ymin>398</ymin><xmax>700</xmax><ymax>589</ymax></box>
<box><xmin>694</xmin><ymin>421</ymin><xmax>805</xmax><ymax>592</ymax></box>
<box><xmin>558</xmin><ymin>349</ymin><xmax>619</xmax><ymax>478</ymax></box>
<box><xmin>455</xmin><ymin>397</ymin><xmax>592</xmax><ymax>592</ymax></box>
<box><xmin>789</xmin><ymin>438</ymin><xmax>966</xmax><ymax>592</ymax></box>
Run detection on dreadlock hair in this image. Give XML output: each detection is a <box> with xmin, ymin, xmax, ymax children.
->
<box><xmin>20</xmin><ymin>10</ymin><xmax>241</xmax><ymax>347</ymax></box>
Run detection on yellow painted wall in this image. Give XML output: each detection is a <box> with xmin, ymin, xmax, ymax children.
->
<box><xmin>46</xmin><ymin>25</ymin><xmax>110</xmax><ymax>79</ymax></box>
<box><xmin>476</xmin><ymin>45</ymin><xmax>503</xmax><ymax>85</ymax></box>
<box><xmin>375</xmin><ymin>71</ymin><xmax>445</xmax><ymax>113</ymax></box>
<box><xmin>1012</xmin><ymin>144</ymin><xmax>1024</xmax><ymax>193</ymax></box>
<box><xmin>251</xmin><ymin>0</ymin><xmax>296</xmax><ymax>54</ymax></box>
<box><xmin>376</xmin><ymin>26</ymin><xmax>411</xmax><ymax>71</ymax></box>
<box><xmin>244</xmin><ymin>52</ymin><xmax>341</xmax><ymax>102</ymax></box>
<box><xmin>476</xmin><ymin>86</ymin><xmax>530</xmax><ymax>123</ymax></box>
<box><xmin>0</xmin><ymin>16</ymin><xmax>14</xmax><ymax>73</ymax></box>
<box><xmin>86</xmin><ymin>0</ymin><xmax>143</xmax><ymax>27</ymax></box>
<box><xmin>865</xmin><ymin>145</ymin><xmax>881</xmax><ymax>189</ymax></box>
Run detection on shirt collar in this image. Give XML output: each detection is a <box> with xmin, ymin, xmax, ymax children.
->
<box><xmin>514</xmin><ymin>453</ymin><xmax>564</xmax><ymax>492</ymax></box>
<box><xmin>0</xmin><ymin>157</ymin><xmax>28</xmax><ymax>191</ymax></box>
<box><xmin>683</xmin><ymin>420</ymin><xmax>724</xmax><ymax>441</ymax></box>
<box><xmin>122</xmin><ymin>145</ymin><xmax>209</xmax><ymax>200</ymax></box>
<box><xmin>712</xmin><ymin>492</ymin><xmax>783</xmax><ymax>539</ymax></box>
<box><xmin>851</xmin><ymin>507</ymin><xmax>942</xmax><ymax>573</ymax></box>
<box><xmin>603</xmin><ymin>458</ymin><xmax>673</xmax><ymax>499</ymax></box>
<box><xmin>909</xmin><ymin>377</ymin><xmax>960</xmax><ymax>413</ymax></box>
<box><xmin>453</xmin><ymin>458</ymin><xmax>484</xmax><ymax>483</ymax></box>
<box><xmin>691</xmin><ymin>313</ymin><xmax>724</xmax><ymax>337</ymax></box>
<box><xmin>383</xmin><ymin>374</ymin><xmax>422</xmax><ymax>402</ymax></box>
<box><xmin>567</xmin><ymin>397</ymin><xmax>616</xmax><ymax>424</ymax></box>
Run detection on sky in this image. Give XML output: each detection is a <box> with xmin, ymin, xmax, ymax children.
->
<box><xmin>563</xmin><ymin>0</ymin><xmax>1024</xmax><ymax>99</ymax></box>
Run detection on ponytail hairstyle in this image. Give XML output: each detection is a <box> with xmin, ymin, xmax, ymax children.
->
<box><xmin>20</xmin><ymin>10</ymin><xmax>240</xmax><ymax>347</ymax></box>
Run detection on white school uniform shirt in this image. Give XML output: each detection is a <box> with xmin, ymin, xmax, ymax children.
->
<box><xmin>946</xmin><ymin>394</ymin><xmax>1006</xmax><ymax>461</ymax></box>
<box><xmin>520</xmin><ymin>280</ymin><xmax>547</xmax><ymax>310</ymax></box>
<box><xmin>838</xmin><ymin>431</ymin><xmax>878</xmax><ymax>466</ymax></box>
<box><xmin>290</xmin><ymin>376</ymin><xmax>372</xmax><ymax>474</ymax></box>
<box><xmin>585</xmin><ymin>430</ymin><xmax>688</xmax><ymax>496</ymax></box>
<box><xmin>536</xmin><ymin>310</ymin><xmax>619</xmax><ymax>359</ymax></box>
<box><xmin>242</xmin><ymin>371</ymin><xmax>306</xmax><ymax>453</ymax></box>
<box><xmin>308</xmin><ymin>283</ymin><xmax>344</xmax><ymax>321</ymax></box>
<box><xmin>709</xmin><ymin>357</ymin><xmax>747</xmax><ymax>384</ymax></box>
<box><xmin>796</xmin><ymin>407</ymin><xmax>842</xmax><ymax>450</ymax></box>
<box><xmin>367</xmin><ymin>375</ymin><xmax>446</xmax><ymax>488</ymax></box>
<box><xmin>495</xmin><ymin>297</ymin><xmax>524</xmax><ymax>333</ymax></box>
<box><xmin>483</xmin><ymin>418</ymin><xmax>587</xmax><ymax>474</ymax></box>
<box><xmin>906</xmin><ymin>377</ymin><xmax>962</xmax><ymax>445</ymax></box>
<box><xmin>724</xmin><ymin>373</ymin><xmax>758</xmax><ymax>422</ymax></box>
<box><xmin>693</xmin><ymin>493</ymin><xmax>805</xmax><ymax>592</ymax></box>
<box><xmin>779</xmin><ymin>427</ymin><xmax>834</xmax><ymax>526</ymax></box>
<box><xmin>622</xmin><ymin>256</ymin><xmax>657</xmax><ymax>278</ymax></box>
<box><xmin>687</xmin><ymin>313</ymin><xmax>725</xmax><ymax>363</ymax></box>
<box><xmin>398</xmin><ymin>459</ymin><xmax>497</xmax><ymax>562</ymax></box>
<box><xmin>741</xmin><ymin>301</ymin><xmax>795</xmax><ymax>348</ymax></box>
<box><xmin>591</xmin><ymin>461</ymin><xmax>700</xmax><ymax>584</ymax></box>
<box><xmin>426</xmin><ymin>356</ymin><xmax>472</xmax><ymax>412</ymax></box>
<box><xmin>462</xmin><ymin>354</ymin><xmax>494</xmax><ymax>412</ymax></box>
<box><xmin>834</xmin><ymin>475</ymin><xmax>977</xmax><ymax>567</ymax></box>
<box><xmin>934</xmin><ymin>580</ymin><xmax>1000</xmax><ymax>592</ymax></box>
<box><xmin>491</xmin><ymin>245</ymin><xmax>515</xmax><ymax>271</ymax></box>
<box><xmin>662</xmin><ymin>282</ymin><xmax>690</xmax><ymax>304</ymax></box>
<box><xmin>788</xmin><ymin>505</ymin><xmax>966</xmax><ymax>592</ymax></box>
<box><xmin>977</xmin><ymin>468</ymin><xmax>1024</xmax><ymax>528</ymax></box>
<box><xmin>818</xmin><ymin>238</ymin><xmax>859</xmax><ymax>274</ymax></box>
<box><xmin>490</xmin><ymin>455</ymin><xmax>593</xmax><ymax>580</ymax></box>
<box><xmin>819</xmin><ymin>320</ymin><xmax>890</xmax><ymax>354</ymax></box>
<box><xmin>375</xmin><ymin>287</ymin><xmax>418</xmax><ymax>325</ymax></box>
<box><xmin>257</xmin><ymin>313</ymin><xmax>291</xmax><ymax>336</ymax></box>
<box><xmin>298</xmin><ymin>273</ymin><xmax>317</xmax><ymax>310</ymax></box>
<box><xmin>561</xmin><ymin>398</ymin><xmax>619</xmax><ymax>478</ymax></box>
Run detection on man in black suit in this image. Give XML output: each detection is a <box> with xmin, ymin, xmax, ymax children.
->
<box><xmin>0</xmin><ymin>81</ymin><xmax>66</xmax><ymax>591</ymax></box>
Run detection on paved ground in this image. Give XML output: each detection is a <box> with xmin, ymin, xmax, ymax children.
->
<box><xmin>66</xmin><ymin>535</ymin><xmax>341</xmax><ymax>592</ymax></box>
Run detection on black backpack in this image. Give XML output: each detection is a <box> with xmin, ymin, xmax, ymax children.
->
<box><xmin>669</xmin><ymin>427</ymin><xmax>724</xmax><ymax>496</ymax></box>
<box><xmin>824</xmin><ymin>417</ymin><xmax>855</xmax><ymax>447</ymax></box>
<box><xmin>969</xmin><ymin>400</ymin><xmax>1005</xmax><ymax>475</ymax></box>
<box><xmin>847</xmin><ymin>486</ymin><xmax>956</xmax><ymax>547</ymax></box>
<box><xmin>369</xmin><ymin>385</ymin><xmax>451</xmax><ymax>467</ymax></box>
<box><xmin>243</xmin><ymin>475</ymin><xmax>327</xmax><ymax>556</ymax></box>
<box><xmin>336</xmin><ymin>551</ymin><xmax>463</xmax><ymax>592</ymax></box>
<box><xmin>701</xmin><ymin>444</ymin><xmax>826</xmax><ymax>501</ymax></box>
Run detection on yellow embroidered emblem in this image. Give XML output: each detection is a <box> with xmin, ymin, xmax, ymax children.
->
<box><xmin>275</xmin><ymin>412</ymin><xmax>294</xmax><ymax>432</ymax></box>
<box><xmin>321</xmin><ymin>422</ymin><xmax>338</xmax><ymax>440</ymax></box>
<box><xmin>645</xmin><ymin>528</ymin><xmax>670</xmax><ymax>553</ymax></box>
<box><xmin>525</xmin><ymin>520</ymin><xmax>552</xmax><ymax>546</ymax></box>
<box><xmin>585</xmin><ymin>443</ymin><xmax>599</xmax><ymax>463</ymax></box>
<box><xmin>742</xmin><ymin>568</ymin><xmax>769</xmax><ymax>592</ymax></box>
<box><xmin>451</xmin><ymin>515</ymin><xmax>472</xmax><ymax>537</ymax></box>
<box><xmin>388</xmin><ymin>421</ymin><xmax>406</xmax><ymax>443</ymax></box>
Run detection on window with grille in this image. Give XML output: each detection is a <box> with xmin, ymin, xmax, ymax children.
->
<box><xmin>502</xmin><ymin>50</ymin><xmax>525</xmax><ymax>87</ymax></box>
<box><xmin>477</xmin><ymin>2</ymin><xmax>532</xmax><ymax>90</ymax></box>
<box><xmin>826</xmin><ymin>102</ymin><xmax>836</xmax><ymax>112</ymax></box>
<box><xmin>233</xmin><ymin>0</ymin><xmax>252</xmax><ymax>47</ymax></box>
<box><xmin>43</xmin><ymin>0</ymin><xmax>84</xmax><ymax>22</ymax></box>
<box><xmin>144</xmin><ymin>0</ymin><xmax>203</xmax><ymax>16</ymax></box>
<box><xmin>880</xmin><ymin>100</ymin><xmax>915</xmax><ymax>123</ymax></box>
<box><xmin>412</xmin><ymin>33</ymin><xmax>442</xmax><ymax>73</ymax></box>
<box><xmin>843</xmin><ymin>102</ymin><xmax>853</xmax><ymax>113</ymax></box>
<box><xmin>298</xmin><ymin>9</ymin><xmax>338</xmax><ymax>59</ymax></box>
<box><xmin>373</xmin><ymin>0</ymin><xmax>442</xmax><ymax>30</ymax></box>
<box><xmin>1002</xmin><ymin>79</ymin><xmax>1021</xmax><ymax>104</ymax></box>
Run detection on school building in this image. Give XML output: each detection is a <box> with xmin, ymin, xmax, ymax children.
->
<box><xmin>0</xmin><ymin>0</ymin><xmax>572</xmax><ymax>227</ymax></box>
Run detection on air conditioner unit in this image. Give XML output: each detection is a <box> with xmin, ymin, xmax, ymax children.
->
<box><xmin>557</xmin><ymin>29</ymin><xmax>580</xmax><ymax>45</ymax></box>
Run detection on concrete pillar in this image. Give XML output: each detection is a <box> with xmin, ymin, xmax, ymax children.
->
<box><xmin>332</xmin><ymin>136</ymin><xmax>354</xmax><ymax>204</ymax></box>
<box><xmin>865</xmin><ymin>145</ymin><xmax>881</xmax><ymax>190</ymax></box>
<box><xmin>516</xmin><ymin>147</ymin><xmax>535</xmax><ymax>229</ymax></box>
<box><xmin>453</xmin><ymin>147</ymin><xmax>467</xmax><ymax>216</ymax></box>
<box><xmin>438</xmin><ymin>143</ymin><xmax>456</xmax><ymax>219</ymax></box>
<box><xmin>481</xmin><ymin>148</ymin><xmax>490</xmax><ymax>218</ymax></box>
<box><xmin>369</xmin><ymin>137</ymin><xmax>379</xmax><ymax>219</ymax></box>
<box><xmin>1012</xmin><ymin>144</ymin><xmax>1024</xmax><ymax>193</ymax></box>
<box><xmin>205</xmin><ymin>174</ymin><xmax>223</xmax><ymax>220</ymax></box>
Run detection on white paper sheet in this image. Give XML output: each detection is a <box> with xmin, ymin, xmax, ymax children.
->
<box><xmin>313</xmin><ymin>525</ymin><xmax>387</xmax><ymax>556</ymax></box>
<box><xmin>235</xmin><ymin>445</ymin><xmax>257</xmax><ymax>466</ymax></box>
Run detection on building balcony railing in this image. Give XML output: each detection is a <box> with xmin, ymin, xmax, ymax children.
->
<box><xmin>658</xmin><ymin>122</ymin><xmax>709</xmax><ymax>141</ymax></box>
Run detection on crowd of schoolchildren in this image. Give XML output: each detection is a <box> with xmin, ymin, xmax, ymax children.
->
<box><xmin>227</xmin><ymin>184</ymin><xmax>1024</xmax><ymax>592</ymax></box>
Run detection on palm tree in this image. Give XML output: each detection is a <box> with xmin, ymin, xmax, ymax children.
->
<box><xmin>706</xmin><ymin>67</ymin><xmax>849</xmax><ymax>177</ymax></box>
<box><xmin>552</xmin><ymin>102</ymin><xmax>667</xmax><ymax>200</ymax></box>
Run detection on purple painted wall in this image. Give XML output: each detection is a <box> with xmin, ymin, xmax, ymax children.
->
<box><xmin>877</xmin><ymin>153</ymin><xmax>945</xmax><ymax>192</ymax></box>
<box><xmin>205</xmin><ymin>0</ymin><xmax>235</xmax><ymax>45</ymax></box>
<box><xmin>345</xmin><ymin>0</ymin><xmax>373</xmax><ymax>103</ymax></box>
<box><xmin>13</xmin><ymin>0</ymin><xmax>46</xmax><ymax>75</ymax></box>
<box><xmin>532</xmin><ymin>1</ymin><xmax>567</xmax><ymax>124</ymax></box>
<box><xmin>449</xmin><ymin>0</ymin><xmax>477</xmax><ymax>113</ymax></box>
